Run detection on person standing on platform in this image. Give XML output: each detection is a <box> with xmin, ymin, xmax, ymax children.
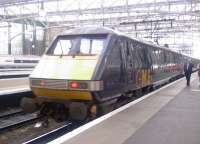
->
<box><xmin>198</xmin><ymin>64</ymin><xmax>200</xmax><ymax>85</ymax></box>
<box><xmin>184</xmin><ymin>61</ymin><xmax>193</xmax><ymax>86</ymax></box>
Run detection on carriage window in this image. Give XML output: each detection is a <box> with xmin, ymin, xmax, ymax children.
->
<box><xmin>80</xmin><ymin>39</ymin><xmax>91</xmax><ymax>54</ymax></box>
<box><xmin>92</xmin><ymin>40</ymin><xmax>104</xmax><ymax>54</ymax></box>
<box><xmin>80</xmin><ymin>38</ymin><xmax>104</xmax><ymax>54</ymax></box>
<box><xmin>47</xmin><ymin>35</ymin><xmax>107</xmax><ymax>56</ymax></box>
<box><xmin>54</xmin><ymin>40</ymin><xmax>72</xmax><ymax>55</ymax></box>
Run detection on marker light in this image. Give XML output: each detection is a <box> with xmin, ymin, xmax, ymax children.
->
<box><xmin>40</xmin><ymin>80</ymin><xmax>45</xmax><ymax>86</ymax></box>
<box><xmin>70</xmin><ymin>81</ymin><xmax>80</xmax><ymax>89</ymax></box>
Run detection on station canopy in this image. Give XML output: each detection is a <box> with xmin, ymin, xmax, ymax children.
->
<box><xmin>0</xmin><ymin>0</ymin><xmax>199</xmax><ymax>58</ymax></box>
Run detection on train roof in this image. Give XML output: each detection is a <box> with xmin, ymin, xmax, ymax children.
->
<box><xmin>61</xmin><ymin>27</ymin><xmax>161</xmax><ymax>50</ymax></box>
<box><xmin>61</xmin><ymin>26</ymin><xmax>119</xmax><ymax>35</ymax></box>
<box><xmin>60</xmin><ymin>27</ymin><xmax>197</xmax><ymax>60</ymax></box>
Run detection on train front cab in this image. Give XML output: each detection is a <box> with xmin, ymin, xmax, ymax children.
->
<box><xmin>23</xmin><ymin>33</ymin><xmax>111</xmax><ymax>121</ymax></box>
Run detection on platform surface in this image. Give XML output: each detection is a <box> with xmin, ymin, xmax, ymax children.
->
<box><xmin>49</xmin><ymin>73</ymin><xmax>200</xmax><ymax>144</ymax></box>
<box><xmin>0</xmin><ymin>78</ymin><xmax>30</xmax><ymax>95</ymax></box>
<box><xmin>0</xmin><ymin>70</ymin><xmax>31</xmax><ymax>76</ymax></box>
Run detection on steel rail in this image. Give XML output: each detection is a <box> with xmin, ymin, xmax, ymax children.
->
<box><xmin>0</xmin><ymin>109</ymin><xmax>23</xmax><ymax>119</ymax></box>
<box><xmin>24</xmin><ymin>122</ymin><xmax>86</xmax><ymax>144</ymax></box>
<box><xmin>0</xmin><ymin>113</ymin><xmax>40</xmax><ymax>133</ymax></box>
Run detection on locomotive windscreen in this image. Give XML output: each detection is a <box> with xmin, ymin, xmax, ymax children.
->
<box><xmin>47</xmin><ymin>34</ymin><xmax>107</xmax><ymax>56</ymax></box>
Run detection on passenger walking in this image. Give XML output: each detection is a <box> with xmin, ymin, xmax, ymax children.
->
<box><xmin>184</xmin><ymin>61</ymin><xmax>193</xmax><ymax>86</ymax></box>
<box><xmin>198</xmin><ymin>64</ymin><xmax>200</xmax><ymax>85</ymax></box>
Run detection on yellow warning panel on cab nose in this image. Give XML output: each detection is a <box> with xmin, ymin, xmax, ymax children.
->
<box><xmin>30</xmin><ymin>55</ymin><xmax>99</xmax><ymax>80</ymax></box>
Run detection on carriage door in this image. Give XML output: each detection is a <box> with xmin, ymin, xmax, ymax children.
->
<box><xmin>126</xmin><ymin>41</ymin><xmax>134</xmax><ymax>84</ymax></box>
<box><xmin>119</xmin><ymin>38</ymin><xmax>133</xmax><ymax>84</ymax></box>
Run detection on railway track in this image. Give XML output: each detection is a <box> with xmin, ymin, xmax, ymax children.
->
<box><xmin>0</xmin><ymin>111</ymin><xmax>39</xmax><ymax>133</ymax></box>
<box><xmin>24</xmin><ymin>122</ymin><xmax>73</xmax><ymax>144</ymax></box>
<box><xmin>24</xmin><ymin>120</ymin><xmax>88</xmax><ymax>144</ymax></box>
<box><xmin>0</xmin><ymin>108</ymin><xmax>23</xmax><ymax>118</ymax></box>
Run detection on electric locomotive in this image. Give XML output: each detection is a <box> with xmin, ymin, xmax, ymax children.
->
<box><xmin>21</xmin><ymin>27</ymin><xmax>200</xmax><ymax>121</ymax></box>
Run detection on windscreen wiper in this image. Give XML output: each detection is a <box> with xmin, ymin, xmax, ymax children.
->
<box><xmin>59</xmin><ymin>41</ymin><xmax>64</xmax><ymax>58</ymax></box>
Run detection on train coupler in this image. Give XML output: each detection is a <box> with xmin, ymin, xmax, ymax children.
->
<box><xmin>37</xmin><ymin>103</ymin><xmax>52</xmax><ymax>128</ymax></box>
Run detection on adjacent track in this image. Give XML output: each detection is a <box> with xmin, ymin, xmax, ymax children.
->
<box><xmin>0</xmin><ymin>108</ymin><xmax>23</xmax><ymax>118</ymax></box>
<box><xmin>0</xmin><ymin>112</ymin><xmax>39</xmax><ymax>133</ymax></box>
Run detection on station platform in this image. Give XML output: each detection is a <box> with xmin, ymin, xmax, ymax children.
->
<box><xmin>0</xmin><ymin>70</ymin><xmax>31</xmax><ymax>78</ymax></box>
<box><xmin>0</xmin><ymin>78</ymin><xmax>30</xmax><ymax>95</ymax></box>
<box><xmin>49</xmin><ymin>73</ymin><xmax>200</xmax><ymax>144</ymax></box>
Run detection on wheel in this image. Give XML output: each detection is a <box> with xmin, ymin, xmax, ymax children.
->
<box><xmin>20</xmin><ymin>97</ymin><xmax>38</xmax><ymax>113</ymax></box>
<box><xmin>135</xmin><ymin>89</ymin><xmax>142</xmax><ymax>97</ymax></box>
<box><xmin>69</xmin><ymin>102</ymin><xmax>88</xmax><ymax>121</ymax></box>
